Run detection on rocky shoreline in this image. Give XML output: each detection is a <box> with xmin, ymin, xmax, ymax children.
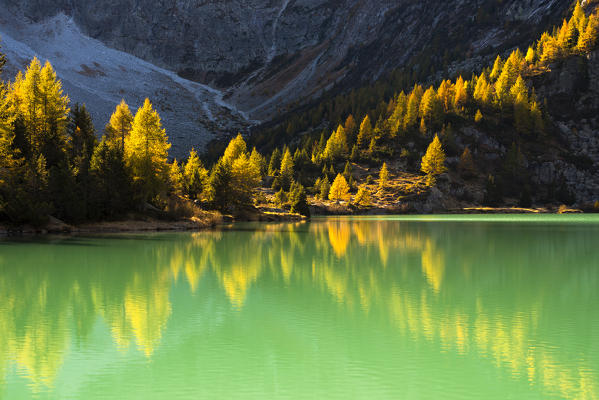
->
<box><xmin>0</xmin><ymin>203</ymin><xmax>592</xmax><ymax>237</ymax></box>
<box><xmin>0</xmin><ymin>209</ymin><xmax>308</xmax><ymax>237</ymax></box>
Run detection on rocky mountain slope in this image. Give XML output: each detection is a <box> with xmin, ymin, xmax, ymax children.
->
<box><xmin>0</xmin><ymin>10</ymin><xmax>250</xmax><ymax>158</ymax></box>
<box><xmin>0</xmin><ymin>0</ymin><xmax>570</xmax><ymax>153</ymax></box>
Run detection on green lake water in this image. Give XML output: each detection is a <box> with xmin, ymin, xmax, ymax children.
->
<box><xmin>1</xmin><ymin>215</ymin><xmax>598</xmax><ymax>399</ymax></box>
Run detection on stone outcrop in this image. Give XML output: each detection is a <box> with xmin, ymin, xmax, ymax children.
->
<box><xmin>530</xmin><ymin>49</ymin><xmax>599</xmax><ymax>203</ymax></box>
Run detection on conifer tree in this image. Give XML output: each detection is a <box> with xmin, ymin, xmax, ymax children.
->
<box><xmin>389</xmin><ymin>93</ymin><xmax>407</xmax><ymax>134</ymax></box>
<box><xmin>105</xmin><ymin>99</ymin><xmax>133</xmax><ymax>151</ymax></box>
<box><xmin>274</xmin><ymin>188</ymin><xmax>287</xmax><ymax>207</ymax></box>
<box><xmin>490</xmin><ymin>56</ymin><xmax>503</xmax><ymax>80</ymax></box>
<box><xmin>289</xmin><ymin>181</ymin><xmax>310</xmax><ymax>216</ymax></box>
<box><xmin>324</xmin><ymin>125</ymin><xmax>347</xmax><ymax>160</ymax></box>
<box><xmin>572</xmin><ymin>1</ymin><xmax>587</xmax><ymax>31</ymax></box>
<box><xmin>231</xmin><ymin>153</ymin><xmax>261</xmax><ymax>207</ymax></box>
<box><xmin>577</xmin><ymin>17</ymin><xmax>598</xmax><ymax>53</ymax></box>
<box><xmin>69</xmin><ymin>103</ymin><xmax>97</xmax><ymax>162</ymax></box>
<box><xmin>184</xmin><ymin>148</ymin><xmax>208</xmax><ymax>199</ymax></box>
<box><xmin>368</xmin><ymin>137</ymin><xmax>376</xmax><ymax>154</ymax></box>
<box><xmin>565</xmin><ymin>19</ymin><xmax>579</xmax><ymax>50</ymax></box>
<box><xmin>353</xmin><ymin>185</ymin><xmax>372</xmax><ymax>207</ymax></box>
<box><xmin>453</xmin><ymin>77</ymin><xmax>468</xmax><ymax>111</ymax></box>
<box><xmin>249</xmin><ymin>147</ymin><xmax>266</xmax><ymax>177</ymax></box>
<box><xmin>279</xmin><ymin>148</ymin><xmax>294</xmax><ymax>190</ymax></box>
<box><xmin>168</xmin><ymin>159</ymin><xmax>184</xmax><ymax>195</ymax></box>
<box><xmin>404</xmin><ymin>86</ymin><xmax>423</xmax><ymax>129</ymax></box>
<box><xmin>268</xmin><ymin>148</ymin><xmax>282</xmax><ymax>176</ymax></box>
<box><xmin>328</xmin><ymin>174</ymin><xmax>350</xmax><ymax>203</ymax></box>
<box><xmin>208</xmin><ymin>159</ymin><xmax>233</xmax><ymax>212</ymax></box>
<box><xmin>357</xmin><ymin>115</ymin><xmax>373</xmax><ymax>148</ymax></box>
<box><xmin>437</xmin><ymin>80</ymin><xmax>455</xmax><ymax>112</ymax></box>
<box><xmin>10</xmin><ymin>58</ymin><xmax>70</xmax><ymax>165</ymax></box>
<box><xmin>525</xmin><ymin>47</ymin><xmax>536</xmax><ymax>64</ymax></box>
<box><xmin>473</xmin><ymin>74</ymin><xmax>492</xmax><ymax>106</ymax></box>
<box><xmin>378</xmin><ymin>162</ymin><xmax>389</xmax><ymax>192</ymax></box>
<box><xmin>540</xmin><ymin>37</ymin><xmax>560</xmax><ymax>65</ymax></box>
<box><xmin>319</xmin><ymin>176</ymin><xmax>331</xmax><ymax>200</ymax></box>
<box><xmin>420</xmin><ymin>86</ymin><xmax>440</xmax><ymax>126</ymax></box>
<box><xmin>421</xmin><ymin>134</ymin><xmax>447</xmax><ymax>186</ymax></box>
<box><xmin>223</xmin><ymin>133</ymin><xmax>247</xmax><ymax>165</ymax></box>
<box><xmin>125</xmin><ymin>98</ymin><xmax>171</xmax><ymax>201</ymax></box>
<box><xmin>344</xmin><ymin>114</ymin><xmax>358</xmax><ymax>144</ymax></box>
<box><xmin>90</xmin><ymin>139</ymin><xmax>132</xmax><ymax>218</ymax></box>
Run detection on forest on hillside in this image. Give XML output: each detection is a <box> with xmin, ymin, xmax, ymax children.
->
<box><xmin>0</xmin><ymin>1</ymin><xmax>598</xmax><ymax>227</ymax></box>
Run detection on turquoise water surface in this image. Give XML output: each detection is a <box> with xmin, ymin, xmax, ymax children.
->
<box><xmin>0</xmin><ymin>215</ymin><xmax>598</xmax><ymax>399</ymax></box>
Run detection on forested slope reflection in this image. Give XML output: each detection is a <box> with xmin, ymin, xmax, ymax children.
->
<box><xmin>0</xmin><ymin>218</ymin><xmax>597</xmax><ymax>398</ymax></box>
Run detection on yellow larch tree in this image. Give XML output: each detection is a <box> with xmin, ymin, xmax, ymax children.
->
<box><xmin>421</xmin><ymin>134</ymin><xmax>447</xmax><ymax>186</ymax></box>
<box><xmin>125</xmin><ymin>98</ymin><xmax>171</xmax><ymax>201</ymax></box>
<box><xmin>329</xmin><ymin>173</ymin><xmax>350</xmax><ymax>203</ymax></box>
<box><xmin>106</xmin><ymin>99</ymin><xmax>133</xmax><ymax>151</ymax></box>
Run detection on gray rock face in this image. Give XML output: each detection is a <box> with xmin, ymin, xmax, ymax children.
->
<box><xmin>529</xmin><ymin>49</ymin><xmax>599</xmax><ymax>203</ymax></box>
<box><xmin>0</xmin><ymin>0</ymin><xmax>568</xmax><ymax>120</ymax></box>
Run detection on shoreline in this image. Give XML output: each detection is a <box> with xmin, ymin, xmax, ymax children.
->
<box><xmin>1</xmin><ymin>207</ymin><xmax>592</xmax><ymax>237</ymax></box>
<box><xmin>0</xmin><ymin>209</ymin><xmax>308</xmax><ymax>237</ymax></box>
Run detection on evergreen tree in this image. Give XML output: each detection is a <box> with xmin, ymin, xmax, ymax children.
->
<box><xmin>324</xmin><ymin>125</ymin><xmax>347</xmax><ymax>161</ymax></box>
<box><xmin>168</xmin><ymin>159</ymin><xmax>185</xmax><ymax>195</ymax></box>
<box><xmin>223</xmin><ymin>133</ymin><xmax>247</xmax><ymax>165</ymax></box>
<box><xmin>279</xmin><ymin>148</ymin><xmax>294</xmax><ymax>190</ymax></box>
<box><xmin>69</xmin><ymin>103</ymin><xmax>97</xmax><ymax>162</ymax></box>
<box><xmin>208</xmin><ymin>159</ymin><xmax>233</xmax><ymax>212</ymax></box>
<box><xmin>437</xmin><ymin>80</ymin><xmax>455</xmax><ymax>112</ymax></box>
<box><xmin>344</xmin><ymin>114</ymin><xmax>358</xmax><ymax>145</ymax></box>
<box><xmin>289</xmin><ymin>181</ymin><xmax>310</xmax><ymax>216</ymax></box>
<box><xmin>125</xmin><ymin>98</ymin><xmax>171</xmax><ymax>202</ymax></box>
<box><xmin>357</xmin><ymin>115</ymin><xmax>373</xmax><ymax>148</ymax></box>
<box><xmin>90</xmin><ymin>140</ymin><xmax>132</xmax><ymax>218</ymax></box>
<box><xmin>329</xmin><ymin>174</ymin><xmax>350</xmax><ymax>203</ymax></box>
<box><xmin>184</xmin><ymin>148</ymin><xmax>208</xmax><ymax>199</ymax></box>
<box><xmin>378</xmin><ymin>162</ymin><xmax>389</xmax><ymax>192</ymax></box>
<box><xmin>389</xmin><ymin>92</ymin><xmax>407</xmax><ymax>134</ymax></box>
<box><xmin>572</xmin><ymin>1</ymin><xmax>587</xmax><ymax>31</ymax></box>
<box><xmin>577</xmin><ymin>16</ymin><xmax>598</xmax><ymax>53</ymax></box>
<box><xmin>404</xmin><ymin>85</ymin><xmax>423</xmax><ymax>129</ymax></box>
<box><xmin>473</xmin><ymin>74</ymin><xmax>492</xmax><ymax>106</ymax></box>
<box><xmin>419</xmin><ymin>86</ymin><xmax>441</xmax><ymax>127</ymax></box>
<box><xmin>421</xmin><ymin>134</ymin><xmax>447</xmax><ymax>186</ymax></box>
<box><xmin>274</xmin><ymin>188</ymin><xmax>287</xmax><ymax>207</ymax></box>
<box><xmin>525</xmin><ymin>47</ymin><xmax>536</xmax><ymax>64</ymax></box>
<box><xmin>453</xmin><ymin>77</ymin><xmax>468</xmax><ymax>111</ymax></box>
<box><xmin>353</xmin><ymin>185</ymin><xmax>372</xmax><ymax>207</ymax></box>
<box><xmin>231</xmin><ymin>153</ymin><xmax>261</xmax><ymax>207</ymax></box>
<box><xmin>10</xmin><ymin>58</ymin><xmax>70</xmax><ymax>166</ymax></box>
<box><xmin>490</xmin><ymin>56</ymin><xmax>503</xmax><ymax>80</ymax></box>
<box><xmin>105</xmin><ymin>99</ymin><xmax>133</xmax><ymax>151</ymax></box>
<box><xmin>495</xmin><ymin>66</ymin><xmax>512</xmax><ymax>106</ymax></box>
<box><xmin>268</xmin><ymin>148</ymin><xmax>282</xmax><ymax>176</ymax></box>
<box><xmin>319</xmin><ymin>176</ymin><xmax>331</xmax><ymax>200</ymax></box>
<box><xmin>249</xmin><ymin>147</ymin><xmax>266</xmax><ymax>177</ymax></box>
